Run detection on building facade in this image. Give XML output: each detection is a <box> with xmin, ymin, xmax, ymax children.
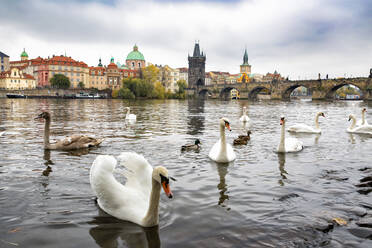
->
<box><xmin>157</xmin><ymin>65</ymin><xmax>180</xmax><ymax>93</ymax></box>
<box><xmin>178</xmin><ymin>67</ymin><xmax>188</xmax><ymax>85</ymax></box>
<box><xmin>0</xmin><ymin>51</ymin><xmax>10</xmax><ymax>72</ymax></box>
<box><xmin>188</xmin><ymin>42</ymin><xmax>206</xmax><ymax>88</ymax></box>
<box><xmin>0</xmin><ymin>67</ymin><xmax>36</xmax><ymax>90</ymax></box>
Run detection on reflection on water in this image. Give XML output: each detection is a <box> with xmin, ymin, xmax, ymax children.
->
<box><xmin>89</xmin><ymin>209</ymin><xmax>160</xmax><ymax>248</ymax></box>
<box><xmin>43</xmin><ymin>150</ymin><xmax>54</xmax><ymax>177</ymax></box>
<box><xmin>277</xmin><ymin>153</ymin><xmax>287</xmax><ymax>186</ymax></box>
<box><xmin>215</xmin><ymin>163</ymin><xmax>230</xmax><ymax>208</ymax></box>
<box><xmin>187</xmin><ymin>99</ymin><xmax>205</xmax><ymax>135</ymax></box>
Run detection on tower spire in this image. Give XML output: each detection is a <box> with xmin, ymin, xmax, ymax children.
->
<box><xmin>243</xmin><ymin>48</ymin><xmax>248</xmax><ymax>65</ymax></box>
<box><xmin>193</xmin><ymin>42</ymin><xmax>201</xmax><ymax>57</ymax></box>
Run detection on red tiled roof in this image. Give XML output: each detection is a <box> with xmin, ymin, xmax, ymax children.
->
<box><xmin>107</xmin><ymin>63</ymin><xmax>118</xmax><ymax>69</ymax></box>
<box><xmin>23</xmin><ymin>73</ymin><xmax>35</xmax><ymax>80</ymax></box>
<box><xmin>178</xmin><ymin>67</ymin><xmax>188</xmax><ymax>73</ymax></box>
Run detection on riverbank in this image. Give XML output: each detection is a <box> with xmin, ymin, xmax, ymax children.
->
<box><xmin>0</xmin><ymin>89</ymin><xmax>110</xmax><ymax>99</ymax></box>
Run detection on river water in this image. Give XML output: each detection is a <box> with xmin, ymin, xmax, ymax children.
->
<box><xmin>0</xmin><ymin>98</ymin><xmax>372</xmax><ymax>248</ymax></box>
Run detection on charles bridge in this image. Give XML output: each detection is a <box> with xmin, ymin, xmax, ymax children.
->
<box><xmin>189</xmin><ymin>77</ymin><xmax>372</xmax><ymax>100</ymax></box>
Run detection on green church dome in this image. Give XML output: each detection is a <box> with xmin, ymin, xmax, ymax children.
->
<box><xmin>21</xmin><ymin>48</ymin><xmax>28</xmax><ymax>57</ymax></box>
<box><xmin>126</xmin><ymin>45</ymin><xmax>145</xmax><ymax>61</ymax></box>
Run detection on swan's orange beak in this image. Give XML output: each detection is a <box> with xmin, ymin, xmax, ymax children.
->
<box><xmin>225</xmin><ymin>122</ymin><xmax>231</xmax><ymax>131</ymax></box>
<box><xmin>280</xmin><ymin>119</ymin><xmax>284</xmax><ymax>125</ymax></box>
<box><xmin>162</xmin><ymin>181</ymin><xmax>173</xmax><ymax>198</ymax></box>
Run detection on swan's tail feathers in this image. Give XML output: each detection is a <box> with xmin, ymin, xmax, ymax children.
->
<box><xmin>83</xmin><ymin>137</ymin><xmax>104</xmax><ymax>148</ymax></box>
<box><xmin>117</xmin><ymin>152</ymin><xmax>153</xmax><ymax>189</ymax></box>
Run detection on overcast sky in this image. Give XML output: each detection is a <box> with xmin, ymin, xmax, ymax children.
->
<box><xmin>1</xmin><ymin>0</ymin><xmax>372</xmax><ymax>79</ymax></box>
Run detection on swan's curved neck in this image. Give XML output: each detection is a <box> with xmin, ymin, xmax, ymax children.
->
<box><xmin>315</xmin><ymin>113</ymin><xmax>320</xmax><ymax>129</ymax></box>
<box><xmin>220</xmin><ymin>124</ymin><xmax>227</xmax><ymax>153</ymax></box>
<box><xmin>350</xmin><ymin>116</ymin><xmax>356</xmax><ymax>130</ymax></box>
<box><xmin>243</xmin><ymin>108</ymin><xmax>246</xmax><ymax>115</ymax></box>
<box><xmin>126</xmin><ymin>108</ymin><xmax>130</xmax><ymax>116</ymax></box>
<box><xmin>142</xmin><ymin>178</ymin><xmax>161</xmax><ymax>226</ymax></box>
<box><xmin>362</xmin><ymin>111</ymin><xmax>365</xmax><ymax>125</ymax></box>
<box><xmin>278</xmin><ymin>123</ymin><xmax>285</xmax><ymax>152</ymax></box>
<box><xmin>44</xmin><ymin>119</ymin><xmax>51</xmax><ymax>149</ymax></box>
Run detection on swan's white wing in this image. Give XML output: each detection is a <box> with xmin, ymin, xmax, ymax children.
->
<box><xmin>126</xmin><ymin>114</ymin><xmax>137</xmax><ymax>120</ymax></box>
<box><xmin>208</xmin><ymin>139</ymin><xmax>236</xmax><ymax>162</ymax></box>
<box><xmin>285</xmin><ymin>138</ymin><xmax>303</xmax><ymax>152</ymax></box>
<box><xmin>208</xmin><ymin>140</ymin><xmax>220</xmax><ymax>161</ymax></box>
<box><xmin>90</xmin><ymin>155</ymin><xmax>149</xmax><ymax>225</ymax></box>
<box><xmin>353</xmin><ymin>125</ymin><xmax>372</xmax><ymax>134</ymax></box>
<box><xmin>117</xmin><ymin>152</ymin><xmax>153</xmax><ymax>197</ymax></box>
<box><xmin>288</xmin><ymin>123</ymin><xmax>319</xmax><ymax>133</ymax></box>
<box><xmin>226</xmin><ymin>143</ymin><xmax>236</xmax><ymax>161</ymax></box>
<box><xmin>90</xmin><ymin>155</ymin><xmax>117</xmax><ymax>196</ymax></box>
<box><xmin>239</xmin><ymin>115</ymin><xmax>250</xmax><ymax>122</ymax></box>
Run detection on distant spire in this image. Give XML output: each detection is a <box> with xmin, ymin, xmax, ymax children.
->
<box><xmin>193</xmin><ymin>42</ymin><xmax>201</xmax><ymax>57</ymax></box>
<box><xmin>243</xmin><ymin>48</ymin><xmax>248</xmax><ymax>65</ymax></box>
<box><xmin>98</xmin><ymin>58</ymin><xmax>102</xmax><ymax>67</ymax></box>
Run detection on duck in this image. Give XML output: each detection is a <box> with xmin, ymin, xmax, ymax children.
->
<box><xmin>35</xmin><ymin>112</ymin><xmax>104</xmax><ymax>150</ymax></box>
<box><xmin>233</xmin><ymin>131</ymin><xmax>251</xmax><ymax>145</ymax></box>
<box><xmin>278</xmin><ymin>116</ymin><xmax>303</xmax><ymax>153</ymax></box>
<box><xmin>181</xmin><ymin>139</ymin><xmax>201</xmax><ymax>152</ymax></box>
<box><xmin>90</xmin><ymin>152</ymin><xmax>173</xmax><ymax>227</ymax></box>
<box><xmin>125</xmin><ymin>107</ymin><xmax>137</xmax><ymax>121</ymax></box>
<box><xmin>239</xmin><ymin>106</ymin><xmax>250</xmax><ymax>123</ymax></box>
<box><xmin>209</xmin><ymin>117</ymin><xmax>236</xmax><ymax>162</ymax></box>
<box><xmin>287</xmin><ymin>112</ymin><xmax>325</xmax><ymax>134</ymax></box>
<box><xmin>356</xmin><ymin>108</ymin><xmax>369</xmax><ymax>127</ymax></box>
<box><xmin>347</xmin><ymin>114</ymin><xmax>372</xmax><ymax>134</ymax></box>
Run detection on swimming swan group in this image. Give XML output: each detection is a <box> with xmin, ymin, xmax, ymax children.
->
<box><xmin>34</xmin><ymin>106</ymin><xmax>371</xmax><ymax>227</ymax></box>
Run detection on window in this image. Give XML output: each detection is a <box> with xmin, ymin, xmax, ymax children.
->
<box><xmin>14</xmin><ymin>71</ymin><xmax>17</xmax><ymax>76</ymax></box>
<box><xmin>138</xmin><ymin>62</ymin><xmax>141</xmax><ymax>67</ymax></box>
<box><xmin>132</xmin><ymin>62</ymin><xmax>135</xmax><ymax>68</ymax></box>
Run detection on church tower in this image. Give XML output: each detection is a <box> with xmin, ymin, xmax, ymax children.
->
<box><xmin>240</xmin><ymin>48</ymin><xmax>251</xmax><ymax>74</ymax></box>
<box><xmin>188</xmin><ymin>42</ymin><xmax>206</xmax><ymax>89</ymax></box>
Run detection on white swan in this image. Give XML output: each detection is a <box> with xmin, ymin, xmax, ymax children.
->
<box><xmin>0</xmin><ymin>131</ymin><xmax>5</xmax><ymax>136</ymax></box>
<box><xmin>239</xmin><ymin>106</ymin><xmax>250</xmax><ymax>123</ymax></box>
<box><xmin>356</xmin><ymin>108</ymin><xmax>369</xmax><ymax>127</ymax></box>
<box><xmin>347</xmin><ymin>114</ymin><xmax>372</xmax><ymax>134</ymax></box>
<box><xmin>209</xmin><ymin>118</ymin><xmax>236</xmax><ymax>163</ymax></box>
<box><xmin>287</xmin><ymin>112</ymin><xmax>325</xmax><ymax>134</ymax></box>
<box><xmin>277</xmin><ymin>116</ymin><xmax>303</xmax><ymax>153</ymax></box>
<box><xmin>90</xmin><ymin>152</ymin><xmax>173</xmax><ymax>227</ymax></box>
<box><xmin>125</xmin><ymin>107</ymin><xmax>137</xmax><ymax>121</ymax></box>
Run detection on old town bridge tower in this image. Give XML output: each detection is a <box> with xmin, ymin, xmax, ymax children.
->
<box><xmin>188</xmin><ymin>42</ymin><xmax>206</xmax><ymax>89</ymax></box>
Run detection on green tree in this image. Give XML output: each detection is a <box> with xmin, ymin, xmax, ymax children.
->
<box><xmin>78</xmin><ymin>82</ymin><xmax>85</xmax><ymax>89</ymax></box>
<box><xmin>153</xmin><ymin>81</ymin><xmax>166</xmax><ymax>99</ymax></box>
<box><xmin>176</xmin><ymin>79</ymin><xmax>187</xmax><ymax>99</ymax></box>
<box><xmin>50</xmin><ymin>74</ymin><xmax>70</xmax><ymax>89</ymax></box>
<box><xmin>118</xmin><ymin>88</ymin><xmax>135</xmax><ymax>99</ymax></box>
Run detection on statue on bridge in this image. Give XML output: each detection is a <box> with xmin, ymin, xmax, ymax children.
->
<box><xmin>369</xmin><ymin>68</ymin><xmax>372</xmax><ymax>78</ymax></box>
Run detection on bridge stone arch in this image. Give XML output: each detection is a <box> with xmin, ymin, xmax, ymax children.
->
<box><xmin>282</xmin><ymin>84</ymin><xmax>312</xmax><ymax>99</ymax></box>
<box><xmin>325</xmin><ymin>81</ymin><xmax>366</xmax><ymax>99</ymax></box>
<box><xmin>198</xmin><ymin>89</ymin><xmax>212</xmax><ymax>98</ymax></box>
<box><xmin>248</xmin><ymin>86</ymin><xmax>272</xmax><ymax>100</ymax></box>
<box><xmin>220</xmin><ymin>87</ymin><xmax>238</xmax><ymax>100</ymax></box>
